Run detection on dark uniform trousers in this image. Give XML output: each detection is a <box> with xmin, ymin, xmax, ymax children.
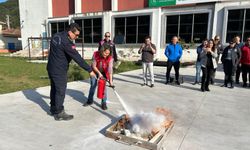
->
<box><xmin>48</xmin><ymin>73</ymin><xmax>67</xmax><ymax>114</ymax></box>
<box><xmin>47</xmin><ymin>31</ymin><xmax>92</xmax><ymax>114</ymax></box>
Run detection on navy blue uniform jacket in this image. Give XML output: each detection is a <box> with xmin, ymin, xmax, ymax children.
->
<box><xmin>47</xmin><ymin>31</ymin><xmax>92</xmax><ymax>75</ymax></box>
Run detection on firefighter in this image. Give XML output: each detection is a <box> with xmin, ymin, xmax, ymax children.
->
<box><xmin>84</xmin><ymin>44</ymin><xmax>114</xmax><ymax>110</ymax></box>
<box><xmin>47</xmin><ymin>23</ymin><xmax>96</xmax><ymax>121</ymax></box>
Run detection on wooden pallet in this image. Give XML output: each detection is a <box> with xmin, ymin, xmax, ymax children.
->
<box><xmin>105</xmin><ymin>115</ymin><xmax>174</xmax><ymax>150</ymax></box>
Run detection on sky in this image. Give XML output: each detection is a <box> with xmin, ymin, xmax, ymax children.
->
<box><xmin>0</xmin><ymin>0</ymin><xmax>7</xmax><ymax>3</ymax></box>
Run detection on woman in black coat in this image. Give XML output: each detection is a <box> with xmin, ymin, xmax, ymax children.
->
<box><xmin>221</xmin><ymin>41</ymin><xmax>241</xmax><ymax>88</ymax></box>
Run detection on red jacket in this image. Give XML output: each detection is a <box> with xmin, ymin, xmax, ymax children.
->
<box><xmin>93</xmin><ymin>51</ymin><xmax>113</xmax><ymax>80</ymax></box>
<box><xmin>240</xmin><ymin>45</ymin><xmax>250</xmax><ymax>65</ymax></box>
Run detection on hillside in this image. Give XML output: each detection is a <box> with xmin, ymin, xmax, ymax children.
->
<box><xmin>0</xmin><ymin>0</ymin><xmax>20</xmax><ymax>29</ymax></box>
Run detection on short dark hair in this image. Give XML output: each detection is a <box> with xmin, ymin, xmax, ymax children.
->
<box><xmin>144</xmin><ymin>35</ymin><xmax>151</xmax><ymax>40</ymax></box>
<box><xmin>68</xmin><ymin>23</ymin><xmax>81</xmax><ymax>33</ymax></box>
<box><xmin>234</xmin><ymin>35</ymin><xmax>241</xmax><ymax>38</ymax></box>
<box><xmin>203</xmin><ymin>38</ymin><xmax>208</xmax><ymax>42</ymax></box>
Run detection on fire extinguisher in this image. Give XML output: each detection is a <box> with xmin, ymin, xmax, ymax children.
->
<box><xmin>97</xmin><ymin>78</ymin><xmax>106</xmax><ymax>99</ymax></box>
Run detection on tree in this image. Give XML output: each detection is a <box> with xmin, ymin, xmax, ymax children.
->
<box><xmin>0</xmin><ymin>0</ymin><xmax>20</xmax><ymax>29</ymax></box>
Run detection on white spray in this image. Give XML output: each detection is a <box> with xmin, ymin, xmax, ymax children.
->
<box><xmin>113</xmin><ymin>89</ymin><xmax>169</xmax><ymax>136</ymax></box>
<box><xmin>130</xmin><ymin>111</ymin><xmax>166</xmax><ymax>135</ymax></box>
<box><xmin>113</xmin><ymin>89</ymin><xmax>134</xmax><ymax>117</ymax></box>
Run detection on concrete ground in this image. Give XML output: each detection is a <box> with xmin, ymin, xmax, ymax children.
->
<box><xmin>0</xmin><ymin>65</ymin><xmax>249</xmax><ymax>150</ymax></box>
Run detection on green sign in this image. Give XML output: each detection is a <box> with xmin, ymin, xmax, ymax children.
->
<box><xmin>149</xmin><ymin>0</ymin><xmax>176</xmax><ymax>7</ymax></box>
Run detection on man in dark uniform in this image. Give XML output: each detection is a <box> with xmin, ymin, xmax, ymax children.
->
<box><xmin>47</xmin><ymin>23</ymin><xmax>96</xmax><ymax>121</ymax></box>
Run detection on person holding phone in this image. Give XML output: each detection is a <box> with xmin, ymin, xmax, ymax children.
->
<box><xmin>138</xmin><ymin>36</ymin><xmax>156</xmax><ymax>87</ymax></box>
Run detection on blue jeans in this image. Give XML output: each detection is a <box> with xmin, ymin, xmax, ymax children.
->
<box><xmin>87</xmin><ymin>76</ymin><xmax>107</xmax><ymax>104</ymax></box>
<box><xmin>195</xmin><ymin>61</ymin><xmax>202</xmax><ymax>83</ymax></box>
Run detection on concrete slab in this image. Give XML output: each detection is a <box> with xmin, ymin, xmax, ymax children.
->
<box><xmin>0</xmin><ymin>65</ymin><xmax>249</xmax><ymax>150</ymax></box>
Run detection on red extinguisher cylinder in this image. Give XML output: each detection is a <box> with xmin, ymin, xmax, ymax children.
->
<box><xmin>97</xmin><ymin>78</ymin><xmax>106</xmax><ymax>99</ymax></box>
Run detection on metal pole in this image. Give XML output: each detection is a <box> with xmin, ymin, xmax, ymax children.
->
<box><xmin>82</xmin><ymin>38</ymin><xmax>84</xmax><ymax>58</ymax></box>
<box><xmin>41</xmin><ymin>37</ymin><xmax>44</xmax><ymax>60</ymax></box>
<box><xmin>81</xmin><ymin>19</ymin><xmax>84</xmax><ymax>58</ymax></box>
<box><xmin>6</xmin><ymin>15</ymin><xmax>10</xmax><ymax>29</ymax></box>
<box><xmin>47</xmin><ymin>38</ymin><xmax>49</xmax><ymax>60</ymax></box>
<box><xmin>28</xmin><ymin>38</ymin><xmax>31</xmax><ymax>60</ymax></box>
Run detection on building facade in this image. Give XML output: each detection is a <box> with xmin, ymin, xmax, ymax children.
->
<box><xmin>19</xmin><ymin>0</ymin><xmax>250</xmax><ymax>61</ymax></box>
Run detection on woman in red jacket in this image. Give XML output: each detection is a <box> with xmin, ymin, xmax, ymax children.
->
<box><xmin>240</xmin><ymin>37</ymin><xmax>250</xmax><ymax>87</ymax></box>
<box><xmin>84</xmin><ymin>44</ymin><xmax>114</xmax><ymax>110</ymax></box>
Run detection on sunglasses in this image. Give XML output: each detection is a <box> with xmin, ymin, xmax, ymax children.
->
<box><xmin>105</xmin><ymin>35</ymin><xmax>110</xmax><ymax>37</ymax></box>
<box><xmin>73</xmin><ymin>32</ymin><xmax>80</xmax><ymax>37</ymax></box>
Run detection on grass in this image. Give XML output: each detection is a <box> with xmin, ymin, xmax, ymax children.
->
<box><xmin>0</xmin><ymin>56</ymin><xmax>141</xmax><ymax>94</ymax></box>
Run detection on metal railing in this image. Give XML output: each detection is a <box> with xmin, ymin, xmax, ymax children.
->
<box><xmin>27</xmin><ymin>37</ymin><xmax>51</xmax><ymax>60</ymax></box>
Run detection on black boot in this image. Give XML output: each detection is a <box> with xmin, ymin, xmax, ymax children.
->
<box><xmin>201</xmin><ymin>83</ymin><xmax>205</xmax><ymax>92</ymax></box>
<box><xmin>83</xmin><ymin>100</ymin><xmax>93</xmax><ymax>107</ymax></box>
<box><xmin>243</xmin><ymin>83</ymin><xmax>247</xmax><ymax>87</ymax></box>
<box><xmin>229</xmin><ymin>81</ymin><xmax>234</xmax><ymax>89</ymax></box>
<box><xmin>222</xmin><ymin>80</ymin><xmax>228</xmax><ymax>87</ymax></box>
<box><xmin>101</xmin><ymin>102</ymin><xmax>108</xmax><ymax>110</ymax></box>
<box><xmin>54</xmin><ymin>110</ymin><xmax>74</xmax><ymax>121</ymax></box>
<box><xmin>205</xmin><ymin>86</ymin><xmax>210</xmax><ymax>91</ymax></box>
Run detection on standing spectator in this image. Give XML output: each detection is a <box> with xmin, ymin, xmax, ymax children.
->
<box><xmin>193</xmin><ymin>39</ymin><xmax>208</xmax><ymax>85</ymax></box>
<box><xmin>200</xmin><ymin>39</ymin><xmax>218</xmax><ymax>92</ymax></box>
<box><xmin>164</xmin><ymin>36</ymin><xmax>183</xmax><ymax>85</ymax></box>
<box><xmin>240</xmin><ymin>37</ymin><xmax>250</xmax><ymax>87</ymax></box>
<box><xmin>234</xmin><ymin>36</ymin><xmax>244</xmax><ymax>84</ymax></box>
<box><xmin>138</xmin><ymin>36</ymin><xmax>156</xmax><ymax>87</ymax></box>
<box><xmin>84</xmin><ymin>44</ymin><xmax>114</xmax><ymax>110</ymax></box>
<box><xmin>99</xmin><ymin>32</ymin><xmax>118</xmax><ymax>62</ymax></box>
<box><xmin>221</xmin><ymin>40</ymin><xmax>241</xmax><ymax>88</ymax></box>
<box><xmin>211</xmin><ymin>35</ymin><xmax>223</xmax><ymax>84</ymax></box>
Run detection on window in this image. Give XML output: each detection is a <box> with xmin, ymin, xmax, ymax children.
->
<box><xmin>50</xmin><ymin>21</ymin><xmax>68</xmax><ymax>36</ymax></box>
<box><xmin>226</xmin><ymin>8</ymin><xmax>250</xmax><ymax>42</ymax></box>
<box><xmin>114</xmin><ymin>15</ymin><xmax>150</xmax><ymax>44</ymax></box>
<box><xmin>244</xmin><ymin>9</ymin><xmax>250</xmax><ymax>41</ymax></box>
<box><xmin>193</xmin><ymin>13</ymin><xmax>208</xmax><ymax>43</ymax></box>
<box><xmin>166</xmin><ymin>13</ymin><xmax>209</xmax><ymax>43</ymax></box>
<box><xmin>74</xmin><ymin>18</ymin><xmax>102</xmax><ymax>44</ymax></box>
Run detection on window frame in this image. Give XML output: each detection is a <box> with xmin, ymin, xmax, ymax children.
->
<box><xmin>223</xmin><ymin>6</ymin><xmax>250</xmax><ymax>44</ymax></box>
<box><xmin>73</xmin><ymin>17</ymin><xmax>103</xmax><ymax>45</ymax></box>
<box><xmin>48</xmin><ymin>20</ymin><xmax>69</xmax><ymax>37</ymax></box>
<box><xmin>161</xmin><ymin>9</ymin><xmax>212</xmax><ymax>48</ymax></box>
<box><xmin>112</xmin><ymin>13</ymin><xmax>152</xmax><ymax>46</ymax></box>
<box><xmin>164</xmin><ymin>13</ymin><xmax>210</xmax><ymax>44</ymax></box>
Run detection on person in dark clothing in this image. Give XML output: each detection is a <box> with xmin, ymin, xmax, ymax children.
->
<box><xmin>98</xmin><ymin>32</ymin><xmax>118</xmax><ymax>62</ymax></box>
<box><xmin>221</xmin><ymin>40</ymin><xmax>241</xmax><ymax>88</ymax></box>
<box><xmin>47</xmin><ymin>23</ymin><xmax>96</xmax><ymax>121</ymax></box>
<box><xmin>199</xmin><ymin>39</ymin><xmax>218</xmax><ymax>92</ymax></box>
<box><xmin>164</xmin><ymin>36</ymin><xmax>183</xmax><ymax>85</ymax></box>
<box><xmin>193</xmin><ymin>39</ymin><xmax>208</xmax><ymax>85</ymax></box>
<box><xmin>234</xmin><ymin>36</ymin><xmax>244</xmax><ymax>84</ymax></box>
<box><xmin>210</xmin><ymin>35</ymin><xmax>222</xmax><ymax>84</ymax></box>
<box><xmin>240</xmin><ymin>37</ymin><xmax>250</xmax><ymax>87</ymax></box>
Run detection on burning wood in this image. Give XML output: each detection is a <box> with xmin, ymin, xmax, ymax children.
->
<box><xmin>111</xmin><ymin>108</ymin><xmax>173</xmax><ymax>141</ymax></box>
